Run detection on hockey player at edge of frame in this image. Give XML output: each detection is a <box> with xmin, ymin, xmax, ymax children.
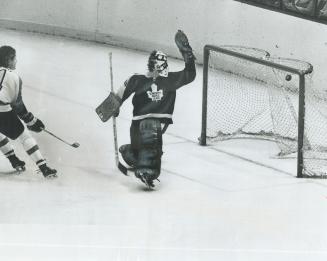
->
<box><xmin>0</xmin><ymin>46</ymin><xmax>57</xmax><ymax>178</ymax></box>
<box><xmin>102</xmin><ymin>30</ymin><xmax>196</xmax><ymax>188</ymax></box>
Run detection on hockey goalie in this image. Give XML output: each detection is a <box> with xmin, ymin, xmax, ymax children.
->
<box><xmin>96</xmin><ymin>30</ymin><xmax>196</xmax><ymax>188</ymax></box>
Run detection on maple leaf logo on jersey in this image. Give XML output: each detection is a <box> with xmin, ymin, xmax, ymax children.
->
<box><xmin>147</xmin><ymin>83</ymin><xmax>163</xmax><ymax>102</ymax></box>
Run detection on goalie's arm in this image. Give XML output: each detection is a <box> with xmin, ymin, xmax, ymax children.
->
<box><xmin>115</xmin><ymin>75</ymin><xmax>138</xmax><ymax>102</ymax></box>
<box><xmin>166</xmin><ymin>30</ymin><xmax>196</xmax><ymax>90</ymax></box>
<box><xmin>167</xmin><ymin>58</ymin><xmax>196</xmax><ymax>90</ymax></box>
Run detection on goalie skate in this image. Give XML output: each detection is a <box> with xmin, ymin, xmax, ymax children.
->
<box><xmin>135</xmin><ymin>169</ymin><xmax>160</xmax><ymax>189</ymax></box>
<box><xmin>117</xmin><ymin>163</ymin><xmax>158</xmax><ymax>189</ymax></box>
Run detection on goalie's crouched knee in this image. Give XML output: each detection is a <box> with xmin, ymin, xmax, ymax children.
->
<box><xmin>119</xmin><ymin>144</ymin><xmax>137</xmax><ymax>167</ymax></box>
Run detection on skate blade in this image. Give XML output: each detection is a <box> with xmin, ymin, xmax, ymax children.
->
<box><xmin>15</xmin><ymin>166</ymin><xmax>26</xmax><ymax>174</ymax></box>
<box><xmin>145</xmin><ymin>182</ymin><xmax>155</xmax><ymax>190</ymax></box>
<box><xmin>145</xmin><ymin>184</ymin><xmax>154</xmax><ymax>190</ymax></box>
<box><xmin>139</xmin><ymin>176</ymin><xmax>155</xmax><ymax>190</ymax></box>
<box><xmin>44</xmin><ymin>173</ymin><xmax>58</xmax><ymax>179</ymax></box>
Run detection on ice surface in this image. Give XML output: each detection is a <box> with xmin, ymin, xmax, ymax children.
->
<box><xmin>0</xmin><ymin>29</ymin><xmax>327</xmax><ymax>261</ymax></box>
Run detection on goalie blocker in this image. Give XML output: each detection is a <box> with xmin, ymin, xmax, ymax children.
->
<box><xmin>96</xmin><ymin>92</ymin><xmax>122</xmax><ymax>122</ymax></box>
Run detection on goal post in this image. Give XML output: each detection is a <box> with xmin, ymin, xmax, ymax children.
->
<box><xmin>199</xmin><ymin>44</ymin><xmax>327</xmax><ymax>179</ymax></box>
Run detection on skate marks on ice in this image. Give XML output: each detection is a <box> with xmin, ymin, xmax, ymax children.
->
<box><xmin>0</xmin><ymin>169</ymin><xmax>23</xmax><ymax>176</ymax></box>
<box><xmin>24</xmin><ymin>84</ymin><xmax>94</xmax><ymax>111</ymax></box>
<box><xmin>160</xmin><ymin>131</ymin><xmax>326</xmax><ymax>192</ymax></box>
<box><xmin>161</xmin><ymin>163</ymin><xmax>310</xmax><ymax>193</ymax></box>
<box><xmin>161</xmin><ymin>167</ymin><xmax>229</xmax><ymax>192</ymax></box>
<box><xmin>0</xmin><ymin>168</ymin><xmax>59</xmax><ymax>183</ymax></box>
<box><xmin>0</xmin><ymin>158</ymin><xmax>24</xmax><ymax>177</ymax></box>
<box><xmin>67</xmin><ymin>162</ymin><xmax>157</xmax><ymax>192</ymax></box>
<box><xmin>113</xmin><ymin>117</ymin><xmax>299</xmax><ymax>192</ymax></box>
<box><xmin>165</xmin><ymin>131</ymin><xmax>294</xmax><ymax>177</ymax></box>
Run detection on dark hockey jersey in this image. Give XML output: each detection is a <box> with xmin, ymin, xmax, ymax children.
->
<box><xmin>118</xmin><ymin>60</ymin><xmax>196</xmax><ymax>124</ymax></box>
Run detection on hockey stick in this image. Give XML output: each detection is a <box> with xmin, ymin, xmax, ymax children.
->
<box><xmin>109</xmin><ymin>53</ymin><xmax>119</xmax><ymax>166</ymax></box>
<box><xmin>108</xmin><ymin>52</ymin><xmax>129</xmax><ymax>175</ymax></box>
<box><xmin>108</xmin><ymin>54</ymin><xmax>146</xmax><ymax>183</ymax></box>
<box><xmin>43</xmin><ymin>129</ymin><xmax>80</xmax><ymax>148</ymax></box>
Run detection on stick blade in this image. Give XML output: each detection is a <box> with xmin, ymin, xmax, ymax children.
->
<box><xmin>118</xmin><ymin>162</ymin><xmax>128</xmax><ymax>175</ymax></box>
<box><xmin>72</xmin><ymin>142</ymin><xmax>80</xmax><ymax>148</ymax></box>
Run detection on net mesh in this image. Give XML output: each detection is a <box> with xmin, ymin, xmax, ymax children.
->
<box><xmin>204</xmin><ymin>45</ymin><xmax>327</xmax><ymax>178</ymax></box>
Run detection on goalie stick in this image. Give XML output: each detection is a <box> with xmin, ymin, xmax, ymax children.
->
<box><xmin>108</xmin><ymin>54</ymin><xmax>160</xmax><ymax>190</ymax></box>
<box><xmin>109</xmin><ymin>53</ymin><xmax>119</xmax><ymax>166</ymax></box>
<box><xmin>118</xmin><ymin>161</ymin><xmax>133</xmax><ymax>175</ymax></box>
<box><xmin>108</xmin><ymin>53</ymin><xmax>131</xmax><ymax>176</ymax></box>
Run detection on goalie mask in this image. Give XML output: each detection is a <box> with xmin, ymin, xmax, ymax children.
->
<box><xmin>148</xmin><ymin>50</ymin><xmax>168</xmax><ymax>77</ymax></box>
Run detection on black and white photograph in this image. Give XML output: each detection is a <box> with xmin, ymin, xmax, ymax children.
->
<box><xmin>0</xmin><ymin>0</ymin><xmax>327</xmax><ymax>260</ymax></box>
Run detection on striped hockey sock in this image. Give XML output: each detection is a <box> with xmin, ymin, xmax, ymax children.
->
<box><xmin>18</xmin><ymin>131</ymin><xmax>46</xmax><ymax>167</ymax></box>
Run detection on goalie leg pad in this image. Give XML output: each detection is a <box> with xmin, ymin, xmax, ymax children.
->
<box><xmin>95</xmin><ymin>92</ymin><xmax>121</xmax><ymax>122</ymax></box>
<box><xmin>135</xmin><ymin>118</ymin><xmax>162</xmax><ymax>180</ymax></box>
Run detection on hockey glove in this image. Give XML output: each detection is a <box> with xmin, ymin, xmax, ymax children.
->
<box><xmin>113</xmin><ymin>108</ymin><xmax>120</xmax><ymax>117</ymax></box>
<box><xmin>27</xmin><ymin>118</ymin><xmax>45</xmax><ymax>132</ymax></box>
<box><xmin>95</xmin><ymin>92</ymin><xmax>122</xmax><ymax>122</ymax></box>
<box><xmin>175</xmin><ymin>30</ymin><xmax>196</xmax><ymax>63</ymax></box>
<box><xmin>22</xmin><ymin>112</ymin><xmax>45</xmax><ymax>132</ymax></box>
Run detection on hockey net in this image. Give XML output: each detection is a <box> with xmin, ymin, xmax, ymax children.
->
<box><xmin>200</xmin><ymin>45</ymin><xmax>327</xmax><ymax>178</ymax></box>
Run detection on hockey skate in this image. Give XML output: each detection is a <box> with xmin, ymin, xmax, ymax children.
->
<box><xmin>135</xmin><ymin>168</ymin><xmax>159</xmax><ymax>189</ymax></box>
<box><xmin>7</xmin><ymin>155</ymin><xmax>26</xmax><ymax>172</ymax></box>
<box><xmin>39</xmin><ymin>164</ymin><xmax>57</xmax><ymax>179</ymax></box>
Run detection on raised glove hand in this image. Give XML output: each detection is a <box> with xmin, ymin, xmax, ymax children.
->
<box><xmin>175</xmin><ymin>30</ymin><xmax>196</xmax><ymax>62</ymax></box>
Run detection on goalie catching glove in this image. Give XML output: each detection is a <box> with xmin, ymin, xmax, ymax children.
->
<box><xmin>95</xmin><ymin>92</ymin><xmax>122</xmax><ymax>122</ymax></box>
<box><xmin>175</xmin><ymin>30</ymin><xmax>196</xmax><ymax>63</ymax></box>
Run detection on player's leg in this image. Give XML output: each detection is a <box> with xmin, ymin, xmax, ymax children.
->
<box><xmin>0</xmin><ymin>110</ymin><xmax>57</xmax><ymax>178</ymax></box>
<box><xmin>0</xmin><ymin>111</ymin><xmax>26</xmax><ymax>171</ymax></box>
<box><xmin>16</xmin><ymin>130</ymin><xmax>57</xmax><ymax>178</ymax></box>
<box><xmin>134</xmin><ymin>118</ymin><xmax>163</xmax><ymax>187</ymax></box>
<box><xmin>0</xmin><ymin>133</ymin><xmax>26</xmax><ymax>171</ymax></box>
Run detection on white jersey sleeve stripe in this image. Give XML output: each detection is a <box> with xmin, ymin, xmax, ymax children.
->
<box><xmin>132</xmin><ymin>113</ymin><xmax>172</xmax><ymax>121</ymax></box>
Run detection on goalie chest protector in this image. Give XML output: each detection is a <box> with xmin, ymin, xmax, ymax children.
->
<box><xmin>122</xmin><ymin>67</ymin><xmax>195</xmax><ymax>123</ymax></box>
